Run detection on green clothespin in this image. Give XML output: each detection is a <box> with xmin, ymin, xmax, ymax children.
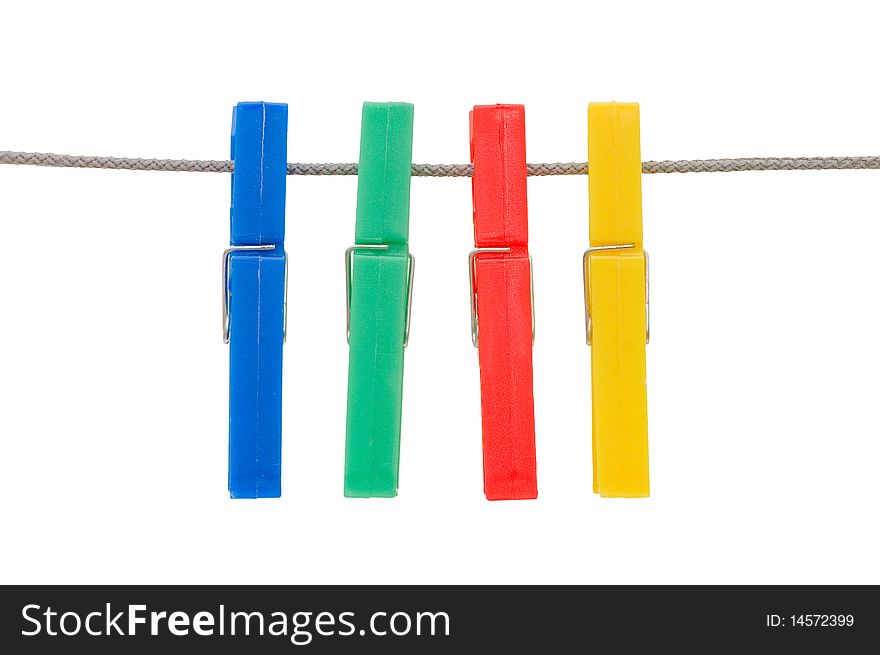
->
<box><xmin>344</xmin><ymin>102</ymin><xmax>415</xmax><ymax>498</ymax></box>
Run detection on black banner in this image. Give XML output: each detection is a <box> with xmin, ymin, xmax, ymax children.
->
<box><xmin>0</xmin><ymin>585</ymin><xmax>875</xmax><ymax>652</ymax></box>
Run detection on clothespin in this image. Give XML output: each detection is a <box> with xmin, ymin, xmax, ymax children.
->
<box><xmin>223</xmin><ymin>101</ymin><xmax>288</xmax><ymax>498</ymax></box>
<box><xmin>344</xmin><ymin>102</ymin><xmax>415</xmax><ymax>498</ymax></box>
<box><xmin>584</xmin><ymin>102</ymin><xmax>650</xmax><ymax>497</ymax></box>
<box><xmin>469</xmin><ymin>104</ymin><xmax>538</xmax><ymax>500</ymax></box>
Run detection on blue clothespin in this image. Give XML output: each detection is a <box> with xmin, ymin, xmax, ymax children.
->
<box><xmin>222</xmin><ymin>101</ymin><xmax>288</xmax><ymax>498</ymax></box>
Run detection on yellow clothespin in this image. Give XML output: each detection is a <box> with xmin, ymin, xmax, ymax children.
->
<box><xmin>584</xmin><ymin>102</ymin><xmax>650</xmax><ymax>497</ymax></box>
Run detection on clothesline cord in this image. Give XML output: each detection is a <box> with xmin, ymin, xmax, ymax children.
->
<box><xmin>3</xmin><ymin>151</ymin><xmax>880</xmax><ymax>176</ymax></box>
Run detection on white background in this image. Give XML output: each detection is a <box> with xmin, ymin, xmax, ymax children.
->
<box><xmin>1</xmin><ymin>0</ymin><xmax>878</xmax><ymax>585</ymax></box>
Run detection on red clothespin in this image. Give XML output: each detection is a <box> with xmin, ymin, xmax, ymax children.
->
<box><xmin>469</xmin><ymin>104</ymin><xmax>538</xmax><ymax>500</ymax></box>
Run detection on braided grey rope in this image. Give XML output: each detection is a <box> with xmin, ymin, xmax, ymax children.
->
<box><xmin>3</xmin><ymin>151</ymin><xmax>880</xmax><ymax>176</ymax></box>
